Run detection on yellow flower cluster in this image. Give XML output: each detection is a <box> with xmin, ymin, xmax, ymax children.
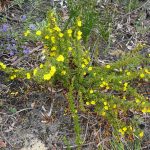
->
<box><xmin>100</xmin><ymin>81</ymin><xmax>110</xmax><ymax>90</ymax></box>
<box><xmin>142</xmin><ymin>107</ymin><xmax>150</xmax><ymax>113</ymax></box>
<box><xmin>67</xmin><ymin>29</ymin><xmax>72</xmax><ymax>37</ymax></box>
<box><xmin>10</xmin><ymin>74</ymin><xmax>17</xmax><ymax>80</ymax></box>
<box><xmin>86</xmin><ymin>100</ymin><xmax>96</xmax><ymax>105</ymax></box>
<box><xmin>103</xmin><ymin>101</ymin><xmax>109</xmax><ymax>110</ymax></box>
<box><xmin>43</xmin><ymin>66</ymin><xmax>56</xmax><ymax>80</ymax></box>
<box><xmin>119</xmin><ymin>127</ymin><xmax>127</xmax><ymax>135</ymax></box>
<box><xmin>0</xmin><ymin>62</ymin><xmax>6</xmax><ymax>69</ymax></box>
<box><xmin>77</xmin><ymin>30</ymin><xmax>82</xmax><ymax>40</ymax></box>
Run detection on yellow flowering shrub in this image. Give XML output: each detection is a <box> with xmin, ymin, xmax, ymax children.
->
<box><xmin>0</xmin><ymin>11</ymin><xmax>150</xmax><ymax>143</ymax></box>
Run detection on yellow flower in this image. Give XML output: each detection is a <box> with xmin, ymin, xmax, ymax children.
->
<box><xmin>124</xmin><ymin>82</ymin><xmax>128</xmax><ymax>87</ymax></box>
<box><xmin>104</xmin><ymin>106</ymin><xmax>108</xmax><ymax>110</ymax></box>
<box><xmin>119</xmin><ymin>129</ymin><xmax>124</xmax><ymax>135</ymax></box>
<box><xmin>26</xmin><ymin>73</ymin><xmax>31</xmax><ymax>79</ymax></box>
<box><xmin>54</xmin><ymin>26</ymin><xmax>61</xmax><ymax>32</ymax></box>
<box><xmin>40</xmin><ymin>64</ymin><xmax>43</xmax><ymax>68</ymax></box>
<box><xmin>106</xmin><ymin>86</ymin><xmax>110</xmax><ymax>90</ymax></box>
<box><xmin>106</xmin><ymin>65</ymin><xmax>111</xmax><ymax>69</ymax></box>
<box><xmin>10</xmin><ymin>75</ymin><xmax>16</xmax><ymax>80</ymax></box>
<box><xmin>139</xmin><ymin>131</ymin><xmax>144</xmax><ymax>138</ymax></box>
<box><xmin>77</xmin><ymin>30</ymin><xmax>82</xmax><ymax>36</ymax></box>
<box><xmin>86</xmin><ymin>102</ymin><xmax>90</xmax><ymax>105</ymax></box>
<box><xmin>68</xmin><ymin>47</ymin><xmax>72</xmax><ymax>51</ymax></box>
<box><xmin>24</xmin><ymin>30</ymin><xmax>30</xmax><ymax>36</ymax></box>
<box><xmin>0</xmin><ymin>62</ymin><xmax>6</xmax><ymax>69</ymax></box>
<box><xmin>140</xmin><ymin>73</ymin><xmax>145</xmax><ymax>78</ymax></box>
<box><xmin>83</xmin><ymin>59</ymin><xmax>89</xmax><ymax>65</ymax></box>
<box><xmin>126</xmin><ymin>72</ymin><xmax>131</xmax><ymax>76</ymax></box>
<box><xmin>91</xmin><ymin>101</ymin><xmax>96</xmax><ymax>105</ymax></box>
<box><xmin>142</xmin><ymin>108</ymin><xmax>147</xmax><ymax>113</ymax></box>
<box><xmin>77</xmin><ymin>35</ymin><xmax>82</xmax><ymax>40</ymax></box>
<box><xmin>36</xmin><ymin>30</ymin><xmax>42</xmax><ymax>36</ymax></box>
<box><xmin>50</xmin><ymin>52</ymin><xmax>56</xmax><ymax>57</ymax></box>
<box><xmin>102</xmin><ymin>111</ymin><xmax>106</xmax><ymax>116</ymax></box>
<box><xmin>43</xmin><ymin>73</ymin><xmax>51</xmax><ymax>80</ymax></box>
<box><xmin>33</xmin><ymin>68</ymin><xmax>38</xmax><ymax>76</ymax></box>
<box><xmin>81</xmin><ymin>64</ymin><xmax>85</xmax><ymax>68</ymax></box>
<box><xmin>50</xmin><ymin>66</ymin><xmax>56</xmax><ymax>75</ymax></box>
<box><xmin>144</xmin><ymin>69</ymin><xmax>150</xmax><ymax>74</ymax></box>
<box><xmin>56</xmin><ymin>55</ymin><xmax>64</xmax><ymax>62</ymax></box>
<box><xmin>135</xmin><ymin>98</ymin><xmax>140</xmax><ymax>103</ymax></box>
<box><xmin>104</xmin><ymin>102</ymin><xmax>107</xmax><ymax>105</ymax></box>
<box><xmin>45</xmin><ymin>35</ymin><xmax>49</xmax><ymax>39</ymax></box>
<box><xmin>83</xmin><ymin>72</ymin><xmax>86</xmax><ymax>75</ymax></box>
<box><xmin>122</xmin><ymin>127</ymin><xmax>127</xmax><ymax>132</ymax></box>
<box><xmin>67</xmin><ymin>29</ymin><xmax>72</xmax><ymax>37</ymax></box>
<box><xmin>61</xmin><ymin>70</ymin><xmax>66</xmax><ymax>75</ymax></box>
<box><xmin>51</xmin><ymin>36</ymin><xmax>55</xmax><ymax>43</ymax></box>
<box><xmin>59</xmin><ymin>32</ymin><xmax>64</xmax><ymax>38</ymax></box>
<box><xmin>88</xmin><ymin>67</ymin><xmax>92</xmax><ymax>71</ymax></box>
<box><xmin>51</xmin><ymin>46</ymin><xmax>57</xmax><ymax>51</ymax></box>
<box><xmin>113</xmin><ymin>104</ymin><xmax>117</xmax><ymax>108</ymax></box>
<box><xmin>77</xmin><ymin>20</ymin><xmax>82</xmax><ymax>27</ymax></box>
<box><xmin>90</xmin><ymin>89</ymin><xmax>94</xmax><ymax>94</ymax></box>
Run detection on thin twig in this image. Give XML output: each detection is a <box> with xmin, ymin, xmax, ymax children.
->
<box><xmin>11</xmin><ymin>45</ymin><xmax>43</xmax><ymax>66</ymax></box>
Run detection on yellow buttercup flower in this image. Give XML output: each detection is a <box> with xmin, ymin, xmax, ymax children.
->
<box><xmin>51</xmin><ymin>46</ymin><xmax>57</xmax><ymax>51</ymax></box>
<box><xmin>40</xmin><ymin>64</ymin><xmax>43</xmax><ymax>68</ymax></box>
<box><xmin>43</xmin><ymin>73</ymin><xmax>51</xmax><ymax>80</ymax></box>
<box><xmin>139</xmin><ymin>131</ymin><xmax>144</xmax><ymax>138</ymax></box>
<box><xmin>77</xmin><ymin>30</ymin><xmax>82</xmax><ymax>36</ymax></box>
<box><xmin>86</xmin><ymin>102</ymin><xmax>90</xmax><ymax>105</ymax></box>
<box><xmin>36</xmin><ymin>30</ymin><xmax>42</xmax><ymax>36</ymax></box>
<box><xmin>91</xmin><ymin>101</ymin><xmax>96</xmax><ymax>105</ymax></box>
<box><xmin>68</xmin><ymin>47</ymin><xmax>73</xmax><ymax>51</ymax></box>
<box><xmin>126</xmin><ymin>72</ymin><xmax>131</xmax><ymax>76</ymax></box>
<box><xmin>50</xmin><ymin>52</ymin><xmax>56</xmax><ymax>57</ymax></box>
<box><xmin>51</xmin><ymin>36</ymin><xmax>55</xmax><ymax>43</ymax></box>
<box><xmin>61</xmin><ymin>70</ymin><xmax>66</xmax><ymax>75</ymax></box>
<box><xmin>140</xmin><ymin>73</ymin><xmax>145</xmax><ymax>78</ymax></box>
<box><xmin>88</xmin><ymin>67</ymin><xmax>92</xmax><ymax>71</ymax></box>
<box><xmin>10</xmin><ymin>75</ymin><xmax>16</xmax><ymax>80</ymax></box>
<box><xmin>77</xmin><ymin>35</ymin><xmax>82</xmax><ymax>40</ymax></box>
<box><xmin>104</xmin><ymin>102</ymin><xmax>107</xmax><ymax>105</ymax></box>
<box><xmin>33</xmin><ymin>68</ymin><xmax>38</xmax><ymax>76</ymax></box>
<box><xmin>26</xmin><ymin>73</ymin><xmax>31</xmax><ymax>79</ymax></box>
<box><xmin>106</xmin><ymin>65</ymin><xmax>111</xmax><ymax>69</ymax></box>
<box><xmin>0</xmin><ymin>62</ymin><xmax>6</xmax><ymax>69</ymax></box>
<box><xmin>59</xmin><ymin>32</ymin><xmax>64</xmax><ymax>38</ymax></box>
<box><xmin>102</xmin><ymin>111</ymin><xmax>106</xmax><ymax>116</ymax></box>
<box><xmin>90</xmin><ymin>89</ymin><xmax>94</xmax><ymax>94</ymax></box>
<box><xmin>56</xmin><ymin>55</ymin><xmax>64</xmax><ymax>62</ymax></box>
<box><xmin>54</xmin><ymin>26</ymin><xmax>61</xmax><ymax>32</ymax></box>
<box><xmin>45</xmin><ymin>35</ymin><xmax>49</xmax><ymax>39</ymax></box>
<box><xmin>24</xmin><ymin>30</ymin><xmax>30</xmax><ymax>36</ymax></box>
<box><xmin>122</xmin><ymin>127</ymin><xmax>127</xmax><ymax>132</ymax></box>
<box><xmin>104</xmin><ymin>106</ymin><xmax>108</xmax><ymax>110</ymax></box>
<box><xmin>77</xmin><ymin>20</ymin><xmax>82</xmax><ymax>27</ymax></box>
<box><xmin>67</xmin><ymin>29</ymin><xmax>72</xmax><ymax>37</ymax></box>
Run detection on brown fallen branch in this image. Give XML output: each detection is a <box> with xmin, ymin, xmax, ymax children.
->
<box><xmin>11</xmin><ymin>45</ymin><xmax>43</xmax><ymax>66</ymax></box>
